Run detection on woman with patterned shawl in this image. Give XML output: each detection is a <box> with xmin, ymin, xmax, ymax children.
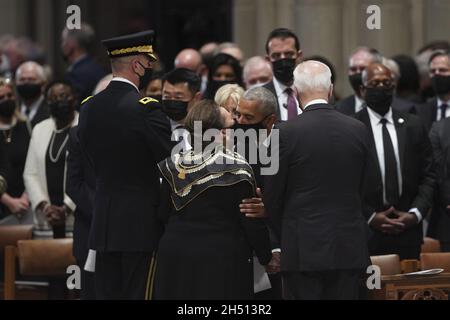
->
<box><xmin>150</xmin><ymin>100</ymin><xmax>272</xmax><ymax>300</ymax></box>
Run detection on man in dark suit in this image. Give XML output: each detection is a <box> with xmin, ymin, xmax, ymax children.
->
<box><xmin>355</xmin><ymin>63</ymin><xmax>435</xmax><ymax>260</ymax></box>
<box><xmin>234</xmin><ymin>86</ymin><xmax>281</xmax><ymax>299</ymax></box>
<box><xmin>418</xmin><ymin>50</ymin><xmax>450</xmax><ymax>131</ymax></box>
<box><xmin>77</xmin><ymin>30</ymin><xmax>172</xmax><ymax>299</ymax></box>
<box><xmin>336</xmin><ymin>47</ymin><xmax>382</xmax><ymax>116</ymax></box>
<box><xmin>61</xmin><ymin>23</ymin><xmax>106</xmax><ymax>100</ymax></box>
<box><xmin>15</xmin><ymin>61</ymin><xmax>50</xmax><ymax>128</ymax></box>
<box><xmin>263</xmin><ymin>28</ymin><xmax>302</xmax><ymax>121</ymax></box>
<box><xmin>264</xmin><ymin>60</ymin><xmax>370</xmax><ymax>300</ymax></box>
<box><xmin>66</xmin><ymin>124</ymin><xmax>96</xmax><ymax>299</ymax></box>
<box><xmin>427</xmin><ymin>117</ymin><xmax>450</xmax><ymax>252</ymax></box>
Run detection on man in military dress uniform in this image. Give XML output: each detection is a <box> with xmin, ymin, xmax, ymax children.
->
<box><xmin>77</xmin><ymin>30</ymin><xmax>172</xmax><ymax>299</ymax></box>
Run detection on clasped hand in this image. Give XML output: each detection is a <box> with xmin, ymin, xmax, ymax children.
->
<box><xmin>370</xmin><ymin>206</ymin><xmax>418</xmax><ymax>235</ymax></box>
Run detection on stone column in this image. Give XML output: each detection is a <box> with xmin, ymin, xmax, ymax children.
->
<box><xmin>294</xmin><ymin>0</ymin><xmax>345</xmax><ymax>94</ymax></box>
<box><xmin>425</xmin><ymin>0</ymin><xmax>450</xmax><ymax>43</ymax></box>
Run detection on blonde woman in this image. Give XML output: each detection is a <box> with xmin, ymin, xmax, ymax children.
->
<box><xmin>0</xmin><ymin>77</ymin><xmax>32</xmax><ymax>224</ymax></box>
<box><xmin>214</xmin><ymin>83</ymin><xmax>244</xmax><ymax>117</ymax></box>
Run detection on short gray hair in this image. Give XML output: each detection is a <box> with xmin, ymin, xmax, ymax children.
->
<box><xmin>294</xmin><ymin>60</ymin><xmax>332</xmax><ymax>95</ymax></box>
<box><xmin>64</xmin><ymin>23</ymin><xmax>96</xmax><ymax>52</ymax></box>
<box><xmin>243</xmin><ymin>56</ymin><xmax>272</xmax><ymax>83</ymax></box>
<box><xmin>349</xmin><ymin>46</ymin><xmax>383</xmax><ymax>64</ymax></box>
<box><xmin>15</xmin><ymin>61</ymin><xmax>47</xmax><ymax>82</ymax></box>
<box><xmin>242</xmin><ymin>86</ymin><xmax>277</xmax><ymax>116</ymax></box>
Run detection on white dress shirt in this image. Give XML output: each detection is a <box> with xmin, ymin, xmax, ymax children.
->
<box><xmin>272</xmin><ymin>78</ymin><xmax>302</xmax><ymax>121</ymax></box>
<box><xmin>170</xmin><ymin>119</ymin><xmax>191</xmax><ymax>151</ymax></box>
<box><xmin>436</xmin><ymin>98</ymin><xmax>450</xmax><ymax>121</ymax></box>
<box><xmin>354</xmin><ymin>95</ymin><xmax>365</xmax><ymax>114</ymax></box>
<box><xmin>21</xmin><ymin>95</ymin><xmax>44</xmax><ymax>122</ymax></box>
<box><xmin>303</xmin><ymin>99</ymin><xmax>328</xmax><ymax>110</ymax></box>
<box><xmin>111</xmin><ymin>77</ymin><xmax>140</xmax><ymax>93</ymax></box>
<box><xmin>366</xmin><ymin>107</ymin><xmax>422</xmax><ymax>224</ymax></box>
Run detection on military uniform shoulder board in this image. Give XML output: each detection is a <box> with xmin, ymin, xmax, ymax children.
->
<box><xmin>139</xmin><ymin>97</ymin><xmax>159</xmax><ymax>105</ymax></box>
<box><xmin>81</xmin><ymin>96</ymin><xmax>93</xmax><ymax>105</ymax></box>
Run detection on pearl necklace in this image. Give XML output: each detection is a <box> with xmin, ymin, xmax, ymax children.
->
<box><xmin>48</xmin><ymin>128</ymin><xmax>70</xmax><ymax>163</ymax></box>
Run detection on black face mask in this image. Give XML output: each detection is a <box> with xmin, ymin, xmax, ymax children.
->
<box><xmin>364</xmin><ymin>86</ymin><xmax>394</xmax><ymax>116</ymax></box>
<box><xmin>232</xmin><ymin>118</ymin><xmax>270</xmax><ymax>144</ymax></box>
<box><xmin>431</xmin><ymin>75</ymin><xmax>450</xmax><ymax>96</ymax></box>
<box><xmin>233</xmin><ymin>121</ymin><xmax>266</xmax><ymax>132</ymax></box>
<box><xmin>149</xmin><ymin>95</ymin><xmax>162</xmax><ymax>103</ymax></box>
<box><xmin>0</xmin><ymin>99</ymin><xmax>16</xmax><ymax>118</ymax></box>
<box><xmin>137</xmin><ymin>62</ymin><xmax>153</xmax><ymax>90</ymax></box>
<box><xmin>162</xmin><ymin>100</ymin><xmax>189</xmax><ymax>122</ymax></box>
<box><xmin>17</xmin><ymin>83</ymin><xmax>42</xmax><ymax>100</ymax></box>
<box><xmin>272</xmin><ymin>58</ymin><xmax>296</xmax><ymax>84</ymax></box>
<box><xmin>348</xmin><ymin>73</ymin><xmax>363</xmax><ymax>95</ymax></box>
<box><xmin>206</xmin><ymin>80</ymin><xmax>236</xmax><ymax>99</ymax></box>
<box><xmin>49</xmin><ymin>100</ymin><xmax>74</xmax><ymax>122</ymax></box>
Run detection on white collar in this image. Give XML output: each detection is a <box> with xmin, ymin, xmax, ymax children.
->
<box><xmin>273</xmin><ymin>77</ymin><xmax>294</xmax><ymax>96</ymax></box>
<box><xmin>0</xmin><ymin>117</ymin><xmax>18</xmax><ymax>130</ymax></box>
<box><xmin>111</xmin><ymin>77</ymin><xmax>140</xmax><ymax>92</ymax></box>
<box><xmin>303</xmin><ymin>99</ymin><xmax>328</xmax><ymax>109</ymax></box>
<box><xmin>367</xmin><ymin>107</ymin><xmax>393</xmax><ymax>124</ymax></box>
<box><xmin>437</xmin><ymin>97</ymin><xmax>450</xmax><ymax>107</ymax></box>
<box><xmin>21</xmin><ymin>94</ymin><xmax>44</xmax><ymax>110</ymax></box>
<box><xmin>355</xmin><ymin>95</ymin><xmax>364</xmax><ymax>105</ymax></box>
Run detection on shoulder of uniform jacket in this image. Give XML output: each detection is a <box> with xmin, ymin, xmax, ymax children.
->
<box><xmin>81</xmin><ymin>96</ymin><xmax>93</xmax><ymax>105</ymax></box>
<box><xmin>139</xmin><ymin>97</ymin><xmax>160</xmax><ymax>106</ymax></box>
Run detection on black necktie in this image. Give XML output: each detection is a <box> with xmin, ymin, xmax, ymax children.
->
<box><xmin>380</xmin><ymin>118</ymin><xmax>399</xmax><ymax>206</ymax></box>
<box><xmin>440</xmin><ymin>103</ymin><xmax>448</xmax><ymax>121</ymax></box>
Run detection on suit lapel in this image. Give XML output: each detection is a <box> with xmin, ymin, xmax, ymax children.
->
<box><xmin>431</xmin><ymin>98</ymin><xmax>438</xmax><ymax>123</ymax></box>
<box><xmin>357</xmin><ymin>109</ymin><xmax>384</xmax><ymax>195</ymax></box>
<box><xmin>264</xmin><ymin>81</ymin><xmax>281</xmax><ymax>120</ymax></box>
<box><xmin>359</xmin><ymin>109</ymin><xmax>379</xmax><ymax>167</ymax></box>
<box><xmin>393</xmin><ymin>111</ymin><xmax>407</xmax><ymax>171</ymax></box>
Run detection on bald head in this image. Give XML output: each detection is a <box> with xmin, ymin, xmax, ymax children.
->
<box><xmin>294</xmin><ymin>60</ymin><xmax>333</xmax><ymax>104</ymax></box>
<box><xmin>174</xmin><ymin>49</ymin><xmax>202</xmax><ymax>73</ymax></box>
<box><xmin>362</xmin><ymin>62</ymin><xmax>393</xmax><ymax>87</ymax></box>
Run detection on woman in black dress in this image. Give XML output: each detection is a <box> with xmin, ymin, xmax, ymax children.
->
<box><xmin>0</xmin><ymin>77</ymin><xmax>32</xmax><ymax>223</ymax></box>
<box><xmin>23</xmin><ymin>80</ymin><xmax>78</xmax><ymax>239</ymax></box>
<box><xmin>151</xmin><ymin>100</ymin><xmax>272</xmax><ymax>300</ymax></box>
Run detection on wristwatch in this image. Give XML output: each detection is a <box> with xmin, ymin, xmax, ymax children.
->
<box><xmin>0</xmin><ymin>175</ymin><xmax>7</xmax><ymax>196</ymax></box>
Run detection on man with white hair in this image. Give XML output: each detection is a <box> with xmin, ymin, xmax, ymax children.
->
<box><xmin>15</xmin><ymin>61</ymin><xmax>50</xmax><ymax>127</ymax></box>
<box><xmin>243</xmin><ymin>56</ymin><xmax>273</xmax><ymax>89</ymax></box>
<box><xmin>264</xmin><ymin>60</ymin><xmax>371</xmax><ymax>299</ymax></box>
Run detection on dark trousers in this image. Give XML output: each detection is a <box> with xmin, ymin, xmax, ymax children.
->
<box><xmin>95</xmin><ymin>251</ymin><xmax>152</xmax><ymax>300</ymax></box>
<box><xmin>76</xmin><ymin>259</ymin><xmax>96</xmax><ymax>300</ymax></box>
<box><xmin>282</xmin><ymin>270</ymin><xmax>363</xmax><ymax>300</ymax></box>
<box><xmin>370</xmin><ymin>245</ymin><xmax>421</xmax><ymax>260</ymax></box>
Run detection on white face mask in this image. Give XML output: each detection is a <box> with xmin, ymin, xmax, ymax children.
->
<box><xmin>0</xmin><ymin>54</ymin><xmax>11</xmax><ymax>75</ymax></box>
<box><xmin>247</xmin><ymin>82</ymin><xmax>267</xmax><ymax>90</ymax></box>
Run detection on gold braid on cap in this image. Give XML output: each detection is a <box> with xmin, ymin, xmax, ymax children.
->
<box><xmin>108</xmin><ymin>45</ymin><xmax>154</xmax><ymax>56</ymax></box>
